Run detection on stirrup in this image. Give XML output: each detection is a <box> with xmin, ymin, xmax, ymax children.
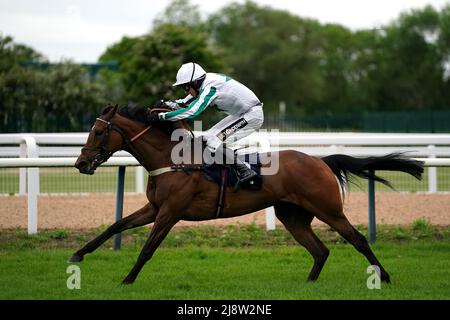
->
<box><xmin>232</xmin><ymin>167</ymin><xmax>257</xmax><ymax>192</ymax></box>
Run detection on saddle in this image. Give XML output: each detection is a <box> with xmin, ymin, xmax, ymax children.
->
<box><xmin>205</xmin><ymin>153</ymin><xmax>262</xmax><ymax>218</ymax></box>
<box><xmin>203</xmin><ymin>153</ymin><xmax>263</xmax><ymax>191</ymax></box>
<box><xmin>170</xmin><ymin>153</ymin><xmax>263</xmax><ymax>218</ymax></box>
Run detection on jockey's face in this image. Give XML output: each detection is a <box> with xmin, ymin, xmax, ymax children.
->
<box><xmin>182</xmin><ymin>84</ymin><xmax>197</xmax><ymax>98</ymax></box>
<box><xmin>188</xmin><ymin>87</ymin><xmax>198</xmax><ymax>97</ymax></box>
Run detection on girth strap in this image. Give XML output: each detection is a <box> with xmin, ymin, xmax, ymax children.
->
<box><xmin>148</xmin><ymin>164</ymin><xmax>203</xmax><ymax>177</ymax></box>
<box><xmin>148</xmin><ymin>167</ymin><xmax>175</xmax><ymax>177</ymax></box>
<box><xmin>215</xmin><ymin>167</ymin><xmax>228</xmax><ymax>218</ymax></box>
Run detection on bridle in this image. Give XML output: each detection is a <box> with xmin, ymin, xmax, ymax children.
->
<box><xmin>81</xmin><ymin>107</ymin><xmax>193</xmax><ymax>171</ymax></box>
<box><xmin>81</xmin><ymin>117</ymin><xmax>151</xmax><ymax>167</ymax></box>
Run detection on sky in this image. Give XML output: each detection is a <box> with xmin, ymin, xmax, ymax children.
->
<box><xmin>0</xmin><ymin>0</ymin><xmax>449</xmax><ymax>63</ymax></box>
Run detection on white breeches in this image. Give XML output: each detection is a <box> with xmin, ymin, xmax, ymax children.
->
<box><xmin>203</xmin><ymin>105</ymin><xmax>264</xmax><ymax>152</ymax></box>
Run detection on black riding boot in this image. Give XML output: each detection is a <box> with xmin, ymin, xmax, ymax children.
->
<box><xmin>234</xmin><ymin>158</ymin><xmax>257</xmax><ymax>183</ymax></box>
<box><xmin>219</xmin><ymin>146</ymin><xmax>257</xmax><ymax>185</ymax></box>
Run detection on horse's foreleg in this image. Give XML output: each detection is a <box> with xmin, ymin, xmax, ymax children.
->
<box><xmin>68</xmin><ymin>202</ymin><xmax>157</xmax><ymax>262</ymax></box>
<box><xmin>122</xmin><ymin>205</ymin><xmax>179</xmax><ymax>284</ymax></box>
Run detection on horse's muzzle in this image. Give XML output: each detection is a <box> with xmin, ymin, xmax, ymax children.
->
<box><xmin>75</xmin><ymin>159</ymin><xmax>95</xmax><ymax>175</ymax></box>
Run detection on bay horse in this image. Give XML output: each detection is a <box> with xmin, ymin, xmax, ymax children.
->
<box><xmin>71</xmin><ymin>105</ymin><xmax>424</xmax><ymax>285</ymax></box>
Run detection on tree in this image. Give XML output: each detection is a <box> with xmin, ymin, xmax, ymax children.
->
<box><xmin>372</xmin><ymin>6</ymin><xmax>445</xmax><ymax>111</ymax></box>
<box><xmin>0</xmin><ymin>34</ymin><xmax>46</xmax><ymax>73</ymax></box>
<box><xmin>0</xmin><ymin>35</ymin><xmax>108</xmax><ymax>132</ymax></box>
<box><xmin>207</xmin><ymin>1</ymin><xmax>326</xmax><ymax>114</ymax></box>
<box><xmin>153</xmin><ymin>0</ymin><xmax>203</xmax><ymax>29</ymax></box>
<box><xmin>0</xmin><ymin>35</ymin><xmax>45</xmax><ymax>132</ymax></box>
<box><xmin>316</xmin><ymin>24</ymin><xmax>357</xmax><ymax>112</ymax></box>
<box><xmin>437</xmin><ymin>4</ymin><xmax>450</xmax><ymax>108</ymax></box>
<box><xmin>32</xmin><ymin>62</ymin><xmax>108</xmax><ymax>132</ymax></box>
<box><xmin>100</xmin><ymin>23</ymin><xmax>225</xmax><ymax>105</ymax></box>
<box><xmin>207</xmin><ymin>1</ymin><xmax>450</xmax><ymax>116</ymax></box>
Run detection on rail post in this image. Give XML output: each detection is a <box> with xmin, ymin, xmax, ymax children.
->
<box><xmin>19</xmin><ymin>143</ymin><xmax>27</xmax><ymax>195</ymax></box>
<box><xmin>22</xmin><ymin>136</ymin><xmax>39</xmax><ymax>235</ymax></box>
<box><xmin>427</xmin><ymin>145</ymin><xmax>437</xmax><ymax>193</ymax></box>
<box><xmin>114</xmin><ymin>166</ymin><xmax>126</xmax><ymax>250</ymax></box>
<box><xmin>135</xmin><ymin>166</ymin><xmax>145</xmax><ymax>193</ymax></box>
<box><xmin>368</xmin><ymin>170</ymin><xmax>376</xmax><ymax>243</ymax></box>
<box><xmin>258</xmin><ymin>132</ymin><xmax>276</xmax><ymax>230</ymax></box>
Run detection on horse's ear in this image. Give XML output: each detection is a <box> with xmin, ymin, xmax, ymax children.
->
<box><xmin>103</xmin><ymin>104</ymin><xmax>118</xmax><ymax>119</ymax></box>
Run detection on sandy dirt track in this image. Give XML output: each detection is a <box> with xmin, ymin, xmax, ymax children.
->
<box><xmin>0</xmin><ymin>192</ymin><xmax>449</xmax><ymax>229</ymax></box>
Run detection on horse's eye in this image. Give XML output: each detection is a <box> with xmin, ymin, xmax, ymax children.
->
<box><xmin>94</xmin><ymin>130</ymin><xmax>102</xmax><ymax>136</ymax></box>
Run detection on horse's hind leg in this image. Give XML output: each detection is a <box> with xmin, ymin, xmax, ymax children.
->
<box><xmin>69</xmin><ymin>202</ymin><xmax>157</xmax><ymax>262</ymax></box>
<box><xmin>274</xmin><ymin>202</ymin><xmax>329</xmax><ymax>282</ymax></box>
<box><xmin>316</xmin><ymin>213</ymin><xmax>390</xmax><ymax>283</ymax></box>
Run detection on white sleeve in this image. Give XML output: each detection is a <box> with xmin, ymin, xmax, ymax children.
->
<box><xmin>160</xmin><ymin>86</ymin><xmax>217</xmax><ymax>121</ymax></box>
<box><xmin>165</xmin><ymin>95</ymin><xmax>195</xmax><ymax>110</ymax></box>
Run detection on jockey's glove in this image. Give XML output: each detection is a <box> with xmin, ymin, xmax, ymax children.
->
<box><xmin>146</xmin><ymin>111</ymin><xmax>161</xmax><ymax>124</ymax></box>
<box><xmin>154</xmin><ymin>99</ymin><xmax>165</xmax><ymax>108</ymax></box>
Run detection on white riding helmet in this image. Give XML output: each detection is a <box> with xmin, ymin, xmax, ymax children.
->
<box><xmin>172</xmin><ymin>62</ymin><xmax>206</xmax><ymax>87</ymax></box>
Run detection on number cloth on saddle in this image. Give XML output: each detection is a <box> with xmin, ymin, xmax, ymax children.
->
<box><xmin>203</xmin><ymin>153</ymin><xmax>263</xmax><ymax>191</ymax></box>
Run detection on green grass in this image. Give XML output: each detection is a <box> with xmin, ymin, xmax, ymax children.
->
<box><xmin>0</xmin><ymin>243</ymin><xmax>449</xmax><ymax>299</ymax></box>
<box><xmin>0</xmin><ymin>222</ymin><xmax>449</xmax><ymax>300</ymax></box>
<box><xmin>2</xmin><ymin>221</ymin><xmax>449</xmax><ymax>251</ymax></box>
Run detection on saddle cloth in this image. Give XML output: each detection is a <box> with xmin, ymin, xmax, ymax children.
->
<box><xmin>203</xmin><ymin>153</ymin><xmax>263</xmax><ymax>191</ymax></box>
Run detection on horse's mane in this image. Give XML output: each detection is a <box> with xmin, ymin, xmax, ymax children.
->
<box><xmin>117</xmin><ymin>105</ymin><xmax>149</xmax><ymax>123</ymax></box>
<box><xmin>102</xmin><ymin>105</ymin><xmax>191</xmax><ymax>135</ymax></box>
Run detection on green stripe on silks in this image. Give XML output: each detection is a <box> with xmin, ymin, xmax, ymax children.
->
<box><xmin>187</xmin><ymin>87</ymin><xmax>217</xmax><ymax>120</ymax></box>
<box><xmin>163</xmin><ymin>90</ymin><xmax>203</xmax><ymax>120</ymax></box>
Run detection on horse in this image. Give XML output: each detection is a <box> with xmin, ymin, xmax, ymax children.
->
<box><xmin>71</xmin><ymin>104</ymin><xmax>424</xmax><ymax>285</ymax></box>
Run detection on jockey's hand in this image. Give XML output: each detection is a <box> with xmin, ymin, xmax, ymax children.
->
<box><xmin>146</xmin><ymin>111</ymin><xmax>160</xmax><ymax>124</ymax></box>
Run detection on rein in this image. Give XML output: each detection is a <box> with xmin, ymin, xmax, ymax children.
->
<box><xmin>82</xmin><ymin>117</ymin><xmax>152</xmax><ymax>168</ymax></box>
<box><xmin>84</xmin><ymin>106</ymin><xmax>190</xmax><ymax>169</ymax></box>
<box><xmin>130</xmin><ymin>125</ymin><xmax>152</xmax><ymax>142</ymax></box>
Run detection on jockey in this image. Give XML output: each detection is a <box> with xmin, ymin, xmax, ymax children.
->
<box><xmin>148</xmin><ymin>62</ymin><xmax>264</xmax><ymax>184</ymax></box>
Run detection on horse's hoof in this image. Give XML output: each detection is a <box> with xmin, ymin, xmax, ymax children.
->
<box><xmin>121</xmin><ymin>277</ymin><xmax>135</xmax><ymax>285</ymax></box>
<box><xmin>68</xmin><ymin>254</ymin><xmax>83</xmax><ymax>263</ymax></box>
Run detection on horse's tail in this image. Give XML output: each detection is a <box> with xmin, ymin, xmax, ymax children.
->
<box><xmin>321</xmin><ymin>153</ymin><xmax>424</xmax><ymax>192</ymax></box>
